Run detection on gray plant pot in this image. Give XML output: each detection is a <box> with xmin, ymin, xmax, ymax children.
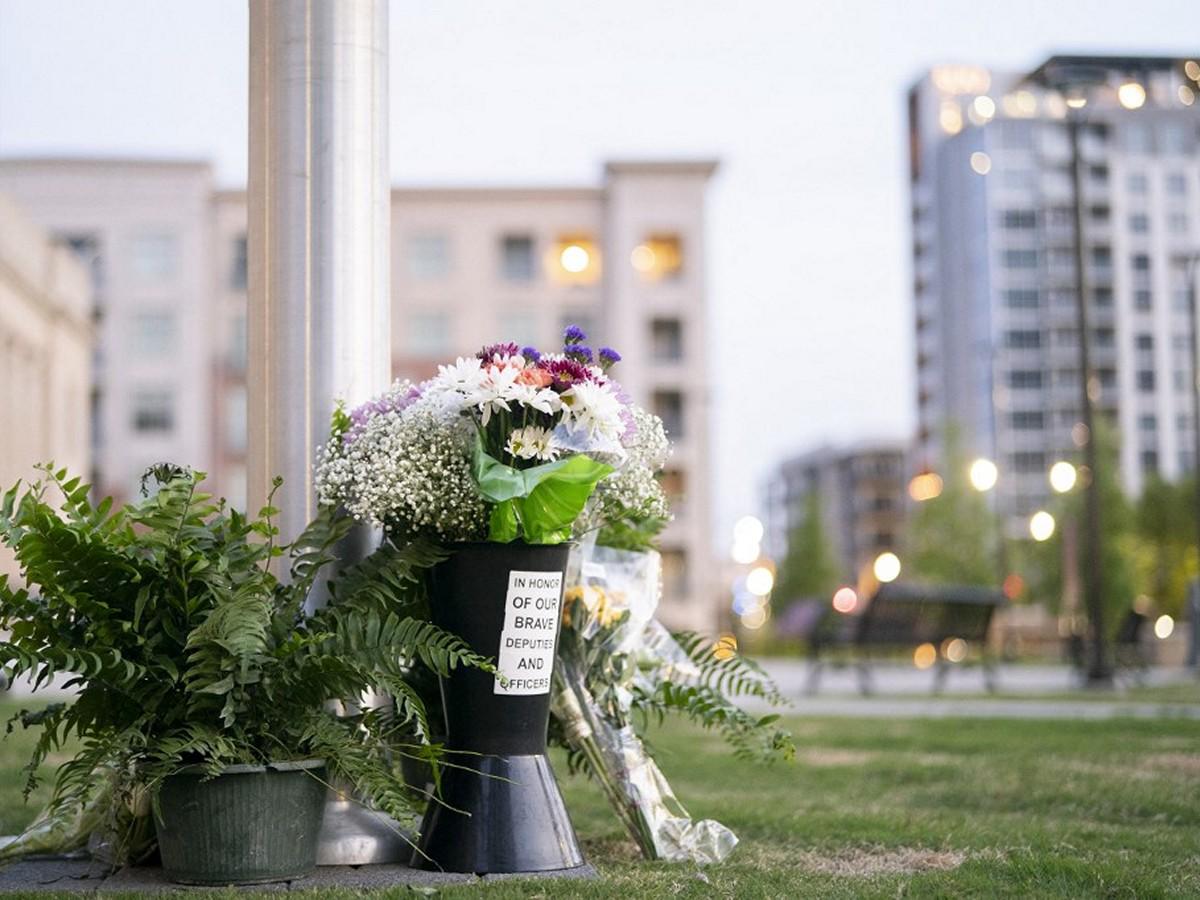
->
<box><xmin>154</xmin><ymin>759</ymin><xmax>327</xmax><ymax>885</ymax></box>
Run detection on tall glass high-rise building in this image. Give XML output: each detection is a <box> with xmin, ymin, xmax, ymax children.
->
<box><xmin>909</xmin><ymin>55</ymin><xmax>1200</xmax><ymax>526</ymax></box>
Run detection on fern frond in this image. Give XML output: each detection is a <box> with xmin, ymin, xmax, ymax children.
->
<box><xmin>671</xmin><ymin>630</ymin><xmax>788</xmax><ymax>706</ymax></box>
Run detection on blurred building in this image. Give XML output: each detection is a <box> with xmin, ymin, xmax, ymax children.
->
<box><xmin>0</xmin><ymin>191</ymin><xmax>92</xmax><ymax>576</ymax></box>
<box><xmin>0</xmin><ymin>158</ymin><xmax>719</xmax><ymax>631</ymax></box>
<box><xmin>909</xmin><ymin>55</ymin><xmax>1200</xmax><ymax>526</ymax></box>
<box><xmin>0</xmin><ymin>160</ymin><xmax>215</xmax><ymax>503</ymax></box>
<box><xmin>765</xmin><ymin>442</ymin><xmax>907</xmax><ymax>584</ymax></box>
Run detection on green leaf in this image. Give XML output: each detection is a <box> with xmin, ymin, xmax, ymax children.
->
<box><xmin>488</xmin><ymin>501</ymin><xmax>519</xmax><ymax>543</ymax></box>
<box><xmin>517</xmin><ymin>454</ymin><xmax>613</xmax><ymax>544</ymax></box>
<box><xmin>473</xmin><ymin>441</ymin><xmax>612</xmax><ymax>544</ymax></box>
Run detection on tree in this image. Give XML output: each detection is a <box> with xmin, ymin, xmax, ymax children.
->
<box><xmin>1027</xmin><ymin>415</ymin><xmax>1138</xmax><ymax>633</ymax></box>
<box><xmin>1133</xmin><ymin>475</ymin><xmax>1197</xmax><ymax>618</ymax></box>
<box><xmin>906</xmin><ymin>429</ymin><xmax>997</xmax><ymax>586</ymax></box>
<box><xmin>773</xmin><ymin>491</ymin><xmax>839</xmax><ymax>607</ymax></box>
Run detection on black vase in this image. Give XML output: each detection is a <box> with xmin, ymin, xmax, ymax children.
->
<box><xmin>412</xmin><ymin>541</ymin><xmax>585</xmax><ymax>874</ymax></box>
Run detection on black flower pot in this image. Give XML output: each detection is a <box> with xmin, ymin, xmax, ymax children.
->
<box><xmin>412</xmin><ymin>541</ymin><xmax>585</xmax><ymax>874</ymax></box>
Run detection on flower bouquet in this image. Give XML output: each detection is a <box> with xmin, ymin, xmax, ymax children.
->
<box><xmin>317</xmin><ymin>326</ymin><xmax>633</xmax><ymax>874</ymax></box>
<box><xmin>318</xmin><ymin>324</ymin><xmax>793</xmax><ymax>872</ymax></box>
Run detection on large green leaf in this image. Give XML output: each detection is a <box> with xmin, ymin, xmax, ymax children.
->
<box><xmin>473</xmin><ymin>443</ymin><xmax>612</xmax><ymax>544</ymax></box>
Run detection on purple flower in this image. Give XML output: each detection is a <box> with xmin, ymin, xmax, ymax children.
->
<box><xmin>476</xmin><ymin>341</ymin><xmax>521</xmax><ymax>362</ymax></box>
<box><xmin>342</xmin><ymin>384</ymin><xmax>422</xmax><ymax>445</ymax></box>
<box><xmin>598</xmin><ymin>347</ymin><xmax>621</xmax><ymax>369</ymax></box>
<box><xmin>541</xmin><ymin>357</ymin><xmax>596</xmax><ymax>390</ymax></box>
<box><xmin>565</xmin><ymin>344</ymin><xmax>594</xmax><ymax>364</ymax></box>
<box><xmin>520</xmin><ymin>346</ymin><xmax>542</xmax><ymax>362</ymax></box>
<box><xmin>563</xmin><ymin>324</ymin><xmax>587</xmax><ymax>345</ymax></box>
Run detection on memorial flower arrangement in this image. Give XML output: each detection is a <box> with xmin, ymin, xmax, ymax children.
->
<box><xmin>318</xmin><ymin>325</ymin><xmax>792</xmax><ymax>869</ymax></box>
<box><xmin>316</xmin><ymin>326</ymin><xmax>639</xmax><ymax>546</ymax></box>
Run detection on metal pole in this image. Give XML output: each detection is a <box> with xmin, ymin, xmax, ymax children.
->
<box><xmin>1187</xmin><ymin>254</ymin><xmax>1200</xmax><ymax>673</ymax></box>
<box><xmin>1067</xmin><ymin>113</ymin><xmax>1112</xmax><ymax>685</ymax></box>
<box><xmin>247</xmin><ymin>0</ymin><xmax>391</xmax><ymax>545</ymax></box>
<box><xmin>247</xmin><ymin>0</ymin><xmax>399</xmax><ymax>865</ymax></box>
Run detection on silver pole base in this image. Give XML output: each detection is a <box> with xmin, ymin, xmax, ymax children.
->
<box><xmin>315</xmin><ymin>789</ymin><xmax>413</xmax><ymax>866</ymax></box>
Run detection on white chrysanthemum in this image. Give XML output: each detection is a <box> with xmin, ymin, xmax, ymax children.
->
<box><xmin>563</xmin><ymin>380</ymin><xmax>625</xmax><ymax>441</ymax></box>
<box><xmin>505</xmin><ymin>425</ymin><xmax>559</xmax><ymax>462</ymax></box>
<box><xmin>577</xmin><ymin>406</ymin><xmax>673</xmax><ymax>535</ymax></box>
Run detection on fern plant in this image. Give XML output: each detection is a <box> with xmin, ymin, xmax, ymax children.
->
<box><xmin>0</xmin><ymin>463</ymin><xmax>490</xmax><ymax>862</ymax></box>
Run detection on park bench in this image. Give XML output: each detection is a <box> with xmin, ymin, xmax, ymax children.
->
<box><xmin>805</xmin><ymin>583</ymin><xmax>1006</xmax><ymax>695</ymax></box>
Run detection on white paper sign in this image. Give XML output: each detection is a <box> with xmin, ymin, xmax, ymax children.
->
<box><xmin>493</xmin><ymin>570</ymin><xmax>563</xmax><ymax>695</ymax></box>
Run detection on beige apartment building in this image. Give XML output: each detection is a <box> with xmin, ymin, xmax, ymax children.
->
<box><xmin>0</xmin><ymin>191</ymin><xmax>92</xmax><ymax>575</ymax></box>
<box><xmin>0</xmin><ymin>158</ymin><xmax>719</xmax><ymax>631</ymax></box>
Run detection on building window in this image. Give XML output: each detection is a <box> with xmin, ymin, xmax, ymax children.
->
<box><xmin>658</xmin><ymin>468</ymin><xmax>686</xmax><ymax>507</ymax></box>
<box><xmin>1089</xmin><ymin>204</ymin><xmax>1110</xmax><ymax>223</ymax></box>
<box><xmin>498</xmin><ymin>310</ymin><xmax>539</xmax><ymax>347</ymax></box>
<box><xmin>132</xmin><ymin>389</ymin><xmax>174</xmax><ymax>432</ymax></box>
<box><xmin>632</xmin><ymin>234</ymin><xmax>684</xmax><ymax>281</ymax></box>
<box><xmin>501</xmin><ymin>235</ymin><xmax>535</xmax><ymax>281</ymax></box>
<box><xmin>1092</xmin><ymin>328</ymin><xmax>1114</xmax><ymax>348</ymax></box>
<box><xmin>1002</xmin><ymin>249</ymin><xmax>1038</xmax><ymax>269</ymax></box>
<box><xmin>653</xmin><ymin>390</ymin><xmax>685</xmax><ymax>438</ymax></box>
<box><xmin>131</xmin><ymin>310</ymin><xmax>174</xmax><ymax>358</ymax></box>
<box><xmin>1134</xmin><ymin>289</ymin><xmax>1153</xmax><ymax>311</ymax></box>
<box><xmin>1000</xmin><ymin>209</ymin><xmax>1037</xmax><ymax>230</ymax></box>
<box><xmin>1137</xmin><ymin>370</ymin><xmax>1156</xmax><ymax>392</ymax></box>
<box><xmin>405</xmin><ymin>311</ymin><xmax>451</xmax><ymax>356</ymax></box>
<box><xmin>225</xmin><ymin>385</ymin><xmax>247</xmax><ymax>453</ymax></box>
<box><xmin>1135</xmin><ymin>333</ymin><xmax>1154</xmax><ymax>351</ymax></box>
<box><xmin>407</xmin><ymin>234</ymin><xmax>450</xmax><ymax>279</ymax></box>
<box><xmin>1094</xmin><ymin>287</ymin><xmax>1113</xmax><ymax>307</ymax></box>
<box><xmin>131</xmin><ymin>232</ymin><xmax>178</xmax><ymax>280</ymax></box>
<box><xmin>651</xmin><ymin>318</ymin><xmax>684</xmax><ymax>361</ymax></box>
<box><xmin>1088</xmin><ymin>164</ymin><xmax>1109</xmax><ymax>184</ymax></box>
<box><xmin>1005</xmin><ymin>330</ymin><xmax>1041</xmax><ymax>350</ymax></box>
<box><xmin>551</xmin><ymin>235</ymin><xmax>600</xmax><ymax>285</ymax></box>
<box><xmin>1139</xmin><ymin>414</ymin><xmax>1158</xmax><ymax>432</ymax></box>
<box><xmin>660</xmin><ymin>547</ymin><xmax>689</xmax><ymax>603</ymax></box>
<box><xmin>1003</xmin><ymin>289</ymin><xmax>1039</xmax><ymax>309</ymax></box>
<box><xmin>1010</xmin><ymin>411</ymin><xmax>1045</xmax><ymax>430</ymax></box>
<box><xmin>230</xmin><ymin>234</ymin><xmax>248</xmax><ymax>289</ymax></box>
<box><xmin>1127</xmin><ymin>172</ymin><xmax>1148</xmax><ymax>194</ymax></box>
<box><xmin>1008</xmin><ymin>370</ymin><xmax>1043</xmax><ymax>389</ymax></box>
<box><xmin>229</xmin><ymin>313</ymin><xmax>247</xmax><ymax>373</ymax></box>
<box><xmin>1168</xmin><ymin>212</ymin><xmax>1190</xmax><ymax>234</ymax></box>
<box><xmin>1012</xmin><ymin>451</ymin><xmax>1046</xmax><ymax>473</ymax></box>
<box><xmin>1141</xmin><ymin>449</ymin><xmax>1159</xmax><ymax>474</ymax></box>
<box><xmin>1166</xmin><ymin>172</ymin><xmax>1188</xmax><ymax>195</ymax></box>
<box><xmin>1132</xmin><ymin>253</ymin><xmax>1152</xmax><ymax>273</ymax></box>
<box><xmin>1090</xmin><ymin>246</ymin><xmax>1112</xmax><ymax>268</ymax></box>
<box><xmin>59</xmin><ymin>232</ymin><xmax>104</xmax><ymax>292</ymax></box>
<box><xmin>1128</xmin><ymin>214</ymin><xmax>1150</xmax><ymax>234</ymax></box>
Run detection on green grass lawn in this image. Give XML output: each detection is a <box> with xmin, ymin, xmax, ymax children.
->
<box><xmin>1</xmin><ymin>699</ymin><xmax>1198</xmax><ymax>898</ymax></box>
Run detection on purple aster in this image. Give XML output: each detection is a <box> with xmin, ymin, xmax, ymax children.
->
<box><xmin>562</xmin><ymin>324</ymin><xmax>587</xmax><ymax>345</ymax></box>
<box><xmin>598</xmin><ymin>347</ymin><xmax>621</xmax><ymax>370</ymax></box>
<box><xmin>476</xmin><ymin>341</ymin><xmax>521</xmax><ymax>362</ymax></box>
<box><xmin>520</xmin><ymin>345</ymin><xmax>542</xmax><ymax>362</ymax></box>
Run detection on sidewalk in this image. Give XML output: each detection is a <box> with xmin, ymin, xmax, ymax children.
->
<box><xmin>752</xmin><ymin>659</ymin><xmax>1200</xmax><ymax>719</ymax></box>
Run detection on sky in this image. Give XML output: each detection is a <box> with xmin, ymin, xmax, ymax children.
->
<box><xmin>0</xmin><ymin>0</ymin><xmax>1194</xmax><ymax>543</ymax></box>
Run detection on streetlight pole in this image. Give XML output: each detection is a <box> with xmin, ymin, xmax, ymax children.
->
<box><xmin>1066</xmin><ymin>108</ymin><xmax>1112</xmax><ymax>685</ymax></box>
<box><xmin>1185</xmin><ymin>252</ymin><xmax>1200</xmax><ymax>671</ymax></box>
